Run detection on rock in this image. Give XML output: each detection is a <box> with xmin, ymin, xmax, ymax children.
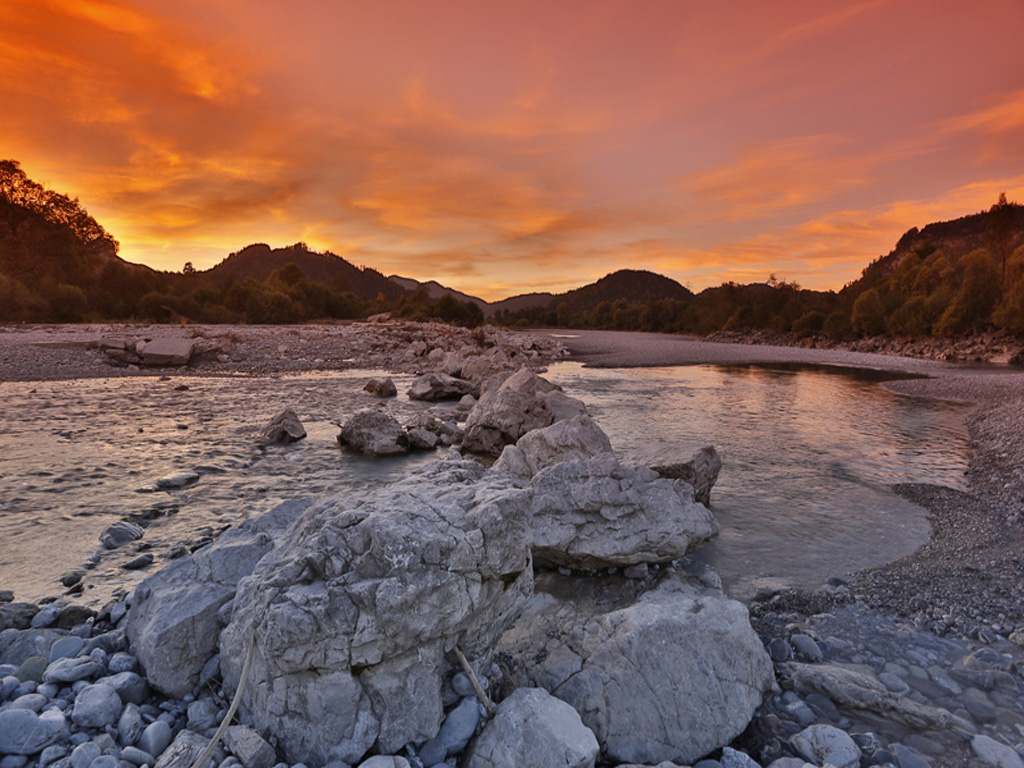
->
<box><xmin>8</xmin><ymin>692</ymin><xmax>48</xmax><ymax>711</ymax></box>
<box><xmin>1</xmin><ymin>628</ymin><xmax>66</xmax><ymax>667</ymax></box>
<box><xmin>790</xmin><ymin>724</ymin><xmax>860</xmax><ymax>768</ymax></box>
<box><xmin>464</xmin><ymin>687</ymin><xmax>599</xmax><ymax>768</ymax></box>
<box><xmin>96</xmin><ymin>671</ymin><xmax>149</xmax><ymax>705</ymax></box>
<box><xmin>778</xmin><ymin>662</ymin><xmax>973</xmax><ymax>733</ymax></box>
<box><xmin>494</xmin><ymin>569</ymin><xmax>774</xmax><ymax>765</ymax></box>
<box><xmin>123</xmin><ymin>554</ymin><xmax>154</xmax><ymax>570</ymax></box>
<box><xmin>71</xmin><ymin>683</ymin><xmax>123</xmax><ymax>729</ymax></box>
<box><xmin>43</xmin><ymin>656</ymin><xmax>102</xmax><ymax>684</ymax></box>
<box><xmin>356</xmin><ymin>758</ymin><xmax>410</xmax><ymax>768</ymax></box>
<box><xmin>13</xmin><ymin>655</ymin><xmax>47</xmax><ymax>682</ymax></box>
<box><xmin>49</xmin><ymin>636</ymin><xmax>85</xmax><ymax>663</ymax></box>
<box><xmin>462</xmin><ymin>369</ymin><xmax>588</xmax><ymax>456</ymax></box>
<box><xmin>528</xmin><ymin>454</ymin><xmax>719</xmax><ymax>569</ymax></box>
<box><xmin>219</xmin><ymin>458</ymin><xmax>534</xmax><ymax>767</ymax></box>
<box><xmin>364</xmin><ymin>378</ymin><xmax>397</xmax><ymax>398</ymax></box>
<box><xmin>407</xmin><ymin>428</ymin><xmax>439</xmax><ymax>451</ymax></box>
<box><xmin>628</xmin><ymin>443</ymin><xmax>722</xmax><ymax>506</ymax></box>
<box><xmin>892</xmin><ymin>744</ymin><xmax>932</xmax><ymax>768</ymax></box>
<box><xmin>138</xmin><ymin>720</ymin><xmax>173</xmax><ymax>759</ymax></box>
<box><xmin>0</xmin><ymin>709</ymin><xmax>67</xmax><ymax>755</ymax></box>
<box><xmin>118</xmin><ymin>703</ymin><xmax>145</xmax><ymax>747</ymax></box>
<box><xmin>456</xmin><ymin>394</ymin><xmax>476</xmax><ymax>412</ymax></box>
<box><xmin>790</xmin><ymin>635</ymin><xmax>823</xmax><ymax>662</ymax></box>
<box><xmin>419</xmin><ymin>697</ymin><xmax>481</xmax><ymax>763</ymax></box>
<box><xmin>188</xmin><ymin>699</ymin><xmax>220</xmax><ymax>732</ymax></box>
<box><xmin>408</xmin><ymin>373</ymin><xmax>479</xmax><ymax>402</ymax></box>
<box><xmin>492</xmin><ymin>415</ymin><xmax>613</xmax><ymax>479</ymax></box>
<box><xmin>126</xmin><ymin>499</ymin><xmax>311</xmax><ymax>698</ymax></box>
<box><xmin>256</xmin><ymin>409</ymin><xmax>307</xmax><ymax>444</ymax></box>
<box><xmin>971</xmin><ymin>735</ymin><xmax>1024</xmax><ymax>768</ymax></box>
<box><xmin>30</xmin><ymin>602</ymin><xmax>65</xmax><ymax>628</ymax></box>
<box><xmin>156</xmin><ymin>472</ymin><xmax>200</xmax><ymax>489</ymax></box>
<box><xmin>153</xmin><ymin>730</ymin><xmax>211</xmax><ymax>768</ymax></box>
<box><xmin>141</xmin><ymin>339</ymin><xmax>194</xmax><ymax>367</ymax></box>
<box><xmin>337</xmin><ymin>410</ymin><xmax>409</xmax><ymax>456</ymax></box>
<box><xmin>224</xmin><ymin>727</ymin><xmax>276</xmax><ymax>768</ymax></box>
<box><xmin>121</xmin><ymin>747</ymin><xmax>156</xmax><ymax>766</ymax></box>
<box><xmin>721</xmin><ymin>747</ymin><xmax>761</xmax><ymax>768</ymax></box>
<box><xmin>70</xmin><ymin>742</ymin><xmax>102</xmax><ymax>768</ymax></box>
<box><xmin>100</xmin><ymin>522</ymin><xmax>144</xmax><ymax>550</ymax></box>
<box><xmin>0</xmin><ymin>603</ymin><xmax>37</xmax><ymax>631</ymax></box>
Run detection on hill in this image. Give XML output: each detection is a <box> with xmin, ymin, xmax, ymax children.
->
<box><xmin>388</xmin><ymin>275</ymin><xmax>487</xmax><ymax>310</ymax></box>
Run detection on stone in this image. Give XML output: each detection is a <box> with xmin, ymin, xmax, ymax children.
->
<box><xmin>72</xmin><ymin>683</ymin><xmax>123</xmax><ymax>729</ymax></box>
<box><xmin>155</xmin><ymin>472</ymin><xmax>200</xmax><ymax>489</ymax></box>
<box><xmin>224</xmin><ymin>727</ymin><xmax>276</xmax><ymax>768</ymax></box>
<box><xmin>126</xmin><ymin>499</ymin><xmax>311</xmax><ymax>698</ymax></box>
<box><xmin>138</xmin><ymin>720</ymin><xmax>173</xmax><ymax>759</ymax></box>
<box><xmin>8</xmin><ymin>692</ymin><xmax>48</xmax><ymax>711</ymax></box>
<box><xmin>96</xmin><ymin>671</ymin><xmax>149</xmax><ymax>705</ymax></box>
<box><xmin>363</xmin><ymin>378</ymin><xmax>397</xmax><ymax>398</ymax></box>
<box><xmin>141</xmin><ymin>339</ymin><xmax>194</xmax><ymax>367</ymax></box>
<box><xmin>337</xmin><ymin>410</ymin><xmax>409</xmax><ymax>456</ymax></box>
<box><xmin>49</xmin><ymin>636</ymin><xmax>86</xmax><ymax>663</ymax></box>
<box><xmin>30</xmin><ymin>603</ymin><xmax>65</xmax><ymax>629</ymax></box>
<box><xmin>790</xmin><ymin>724</ymin><xmax>859</xmax><ymax>768</ymax></box>
<box><xmin>0</xmin><ymin>604</ymin><xmax>37</xmax><ymax>631</ymax></box>
<box><xmin>1</xmin><ymin>628</ymin><xmax>66</xmax><ymax>667</ymax></box>
<box><xmin>720</xmin><ymin>747</ymin><xmax>761</xmax><ymax>768</ymax></box>
<box><xmin>790</xmin><ymin>635</ymin><xmax>823</xmax><ymax>662</ymax></box>
<box><xmin>187</xmin><ymin>699</ymin><xmax>220</xmax><ymax>733</ymax></box>
<box><xmin>629</xmin><ymin>443</ymin><xmax>723</xmax><ymax>506</ymax></box>
<box><xmin>462</xmin><ymin>369</ymin><xmax>588</xmax><ymax>456</ymax></box>
<box><xmin>891</xmin><ymin>744</ymin><xmax>932</xmax><ymax>768</ymax></box>
<box><xmin>408</xmin><ymin>373</ymin><xmax>479</xmax><ymax>402</ymax></box>
<box><xmin>407</xmin><ymin>428</ymin><xmax>439</xmax><ymax>451</ymax></box>
<box><xmin>492</xmin><ymin>415</ymin><xmax>613</xmax><ymax>479</ymax></box>
<box><xmin>70</xmin><ymin>742</ymin><xmax>102</xmax><ymax>768</ymax></box>
<box><xmin>153</xmin><ymin>730</ymin><xmax>211</xmax><ymax>768</ymax></box>
<box><xmin>0</xmin><ymin>709</ymin><xmax>67</xmax><ymax>755</ymax></box>
<box><xmin>100</xmin><ymin>522</ymin><xmax>144</xmax><ymax>550</ymax></box>
<box><xmin>419</xmin><ymin>697</ymin><xmax>480</xmax><ymax>763</ymax></box>
<box><xmin>971</xmin><ymin>735</ymin><xmax>1024</xmax><ymax>768</ymax></box>
<box><xmin>356</xmin><ymin>759</ymin><xmax>410</xmax><ymax>768</ymax></box>
<box><xmin>118</xmin><ymin>703</ymin><xmax>145</xmax><ymax>747</ymax></box>
<box><xmin>494</xmin><ymin>569</ymin><xmax>774</xmax><ymax>765</ymax></box>
<box><xmin>120</xmin><ymin>747</ymin><xmax>157</xmax><ymax>766</ymax></box>
<box><xmin>123</xmin><ymin>554</ymin><xmax>154</xmax><ymax>570</ymax></box>
<box><xmin>43</xmin><ymin>656</ymin><xmax>101</xmax><ymax>684</ymax></box>
<box><xmin>528</xmin><ymin>454</ymin><xmax>719</xmax><ymax>569</ymax></box>
<box><xmin>256</xmin><ymin>409</ymin><xmax>307</xmax><ymax>444</ymax></box>
<box><xmin>463</xmin><ymin>688</ymin><xmax>599</xmax><ymax>768</ymax></box>
<box><xmin>219</xmin><ymin>458</ymin><xmax>534</xmax><ymax>767</ymax></box>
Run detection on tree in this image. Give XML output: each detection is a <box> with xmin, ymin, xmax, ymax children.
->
<box><xmin>850</xmin><ymin>289</ymin><xmax>886</xmax><ymax>336</ymax></box>
<box><xmin>182</xmin><ymin>262</ymin><xmax>195</xmax><ymax>275</ymax></box>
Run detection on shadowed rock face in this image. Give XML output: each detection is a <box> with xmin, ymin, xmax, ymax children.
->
<box><xmin>219</xmin><ymin>459</ymin><xmax>534</xmax><ymax>767</ymax></box>
<box><xmin>494</xmin><ymin>569</ymin><xmax>775</xmax><ymax>766</ymax></box>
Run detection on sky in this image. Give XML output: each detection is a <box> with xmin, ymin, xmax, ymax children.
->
<box><xmin>3</xmin><ymin>0</ymin><xmax>1024</xmax><ymax>301</ymax></box>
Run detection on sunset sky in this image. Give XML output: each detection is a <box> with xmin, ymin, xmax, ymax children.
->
<box><xmin>3</xmin><ymin>0</ymin><xmax>1024</xmax><ymax>300</ymax></box>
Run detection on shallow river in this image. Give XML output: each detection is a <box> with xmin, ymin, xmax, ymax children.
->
<box><xmin>0</xmin><ymin>362</ymin><xmax>971</xmax><ymax>606</ymax></box>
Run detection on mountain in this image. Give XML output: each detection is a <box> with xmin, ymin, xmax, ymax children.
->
<box><xmin>388</xmin><ymin>275</ymin><xmax>488</xmax><ymax>309</ymax></box>
<box><xmin>205</xmin><ymin>243</ymin><xmax>408</xmax><ymax>302</ymax></box>
<box><xmin>487</xmin><ymin>292</ymin><xmax>556</xmax><ymax>316</ymax></box>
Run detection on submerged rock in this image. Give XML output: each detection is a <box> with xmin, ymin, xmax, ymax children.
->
<box><xmin>338</xmin><ymin>410</ymin><xmax>409</xmax><ymax>456</ymax></box>
<box><xmin>408</xmin><ymin>373</ymin><xmax>479</xmax><ymax>402</ymax></box>
<box><xmin>256</xmin><ymin>408</ymin><xmax>306</xmax><ymax>444</ymax></box>
<box><xmin>364</xmin><ymin>378</ymin><xmax>398</xmax><ymax>398</ymax></box>
<box><xmin>494</xmin><ymin>569</ymin><xmax>774</xmax><ymax>765</ymax></box>
<box><xmin>219</xmin><ymin>458</ymin><xmax>534</xmax><ymax>766</ymax></box>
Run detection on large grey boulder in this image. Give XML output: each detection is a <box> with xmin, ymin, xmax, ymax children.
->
<box><xmin>219</xmin><ymin>459</ymin><xmax>534</xmax><ymax>767</ymax></box>
<box><xmin>126</xmin><ymin>499</ymin><xmax>311</xmax><ymax>698</ymax></box>
<box><xmin>493</xmin><ymin>415</ymin><xmax>613</xmax><ymax>479</ymax></box>
<box><xmin>629</xmin><ymin>443</ymin><xmax>723</xmax><ymax>506</ymax></box>
<box><xmin>141</xmin><ymin>339</ymin><xmax>194</xmax><ymax>367</ymax></box>
<box><xmin>338</xmin><ymin>410</ymin><xmax>409</xmax><ymax>456</ymax></box>
<box><xmin>495</xmin><ymin>569</ymin><xmax>774</xmax><ymax>765</ymax></box>
<box><xmin>464</xmin><ymin>687</ymin><xmax>599</xmax><ymax>768</ymax></box>
<box><xmin>790</xmin><ymin>724</ymin><xmax>860</xmax><ymax>768</ymax></box>
<box><xmin>256</xmin><ymin>409</ymin><xmax>306</xmax><ymax>444</ymax></box>
<box><xmin>0</xmin><ymin>708</ymin><xmax>68</xmax><ymax>755</ymax></box>
<box><xmin>408</xmin><ymin>373</ymin><xmax>479</xmax><ymax>402</ymax></box>
<box><xmin>462</xmin><ymin>369</ymin><xmax>587</xmax><ymax>456</ymax></box>
<box><xmin>528</xmin><ymin>454</ymin><xmax>719</xmax><ymax>569</ymax></box>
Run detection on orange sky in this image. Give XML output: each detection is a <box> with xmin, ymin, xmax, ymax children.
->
<box><xmin>3</xmin><ymin>0</ymin><xmax>1024</xmax><ymax>300</ymax></box>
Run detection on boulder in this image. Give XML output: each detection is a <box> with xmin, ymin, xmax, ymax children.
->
<box><xmin>464</xmin><ymin>687</ymin><xmax>599</xmax><ymax>768</ymax></box>
<box><xmin>463</xmin><ymin>369</ymin><xmax>588</xmax><ymax>456</ymax></box>
<box><xmin>219</xmin><ymin>459</ymin><xmax>534</xmax><ymax>767</ymax></box>
<box><xmin>338</xmin><ymin>410</ymin><xmax>409</xmax><ymax>456</ymax></box>
<box><xmin>790</xmin><ymin>724</ymin><xmax>860</xmax><ymax>768</ymax></box>
<box><xmin>256</xmin><ymin>409</ymin><xmax>306</xmax><ymax>444</ymax></box>
<box><xmin>494</xmin><ymin>569</ymin><xmax>774</xmax><ymax>765</ymax></box>
<box><xmin>100</xmin><ymin>521</ymin><xmax>144</xmax><ymax>549</ymax></box>
<box><xmin>140</xmin><ymin>339</ymin><xmax>194</xmax><ymax>367</ymax></box>
<box><xmin>629</xmin><ymin>443</ymin><xmax>723</xmax><ymax>506</ymax></box>
<box><xmin>224</xmin><ymin>726</ymin><xmax>276</xmax><ymax>768</ymax></box>
<box><xmin>528</xmin><ymin>454</ymin><xmax>719</xmax><ymax>569</ymax></box>
<box><xmin>408</xmin><ymin>373</ymin><xmax>479</xmax><ymax>402</ymax></box>
<box><xmin>493</xmin><ymin>415</ymin><xmax>613</xmax><ymax>479</ymax></box>
<box><xmin>126</xmin><ymin>499</ymin><xmax>311</xmax><ymax>698</ymax></box>
<box><xmin>153</xmin><ymin>730</ymin><xmax>211</xmax><ymax>768</ymax></box>
<box><xmin>364</xmin><ymin>378</ymin><xmax>398</xmax><ymax>398</ymax></box>
<box><xmin>0</xmin><ymin>708</ymin><xmax>67</xmax><ymax>755</ymax></box>
<box><xmin>71</xmin><ymin>683</ymin><xmax>123</xmax><ymax>729</ymax></box>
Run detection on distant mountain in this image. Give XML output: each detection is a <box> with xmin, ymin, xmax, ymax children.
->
<box><xmin>388</xmin><ymin>275</ymin><xmax>488</xmax><ymax>309</ymax></box>
<box><xmin>551</xmin><ymin>269</ymin><xmax>693</xmax><ymax>311</ymax></box>
<box><xmin>487</xmin><ymin>292</ymin><xmax>556</xmax><ymax>316</ymax></box>
<box><xmin>206</xmin><ymin>243</ymin><xmax>408</xmax><ymax>302</ymax></box>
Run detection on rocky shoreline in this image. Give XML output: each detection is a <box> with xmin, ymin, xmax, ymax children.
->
<box><xmin>3</xmin><ymin>323</ymin><xmax>1024</xmax><ymax>768</ymax></box>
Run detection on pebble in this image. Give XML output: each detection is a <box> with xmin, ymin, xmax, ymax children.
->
<box><xmin>137</xmin><ymin>719</ymin><xmax>173</xmax><ymax>758</ymax></box>
<box><xmin>122</xmin><ymin>554</ymin><xmax>154</xmax><ymax>571</ymax></box>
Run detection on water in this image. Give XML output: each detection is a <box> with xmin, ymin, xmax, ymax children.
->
<box><xmin>0</xmin><ymin>363</ymin><xmax>971</xmax><ymax>606</ymax></box>
<box><xmin>547</xmin><ymin>362</ymin><xmax>971</xmax><ymax>599</ymax></box>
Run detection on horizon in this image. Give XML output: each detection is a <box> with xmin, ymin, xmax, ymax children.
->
<box><xmin>3</xmin><ymin>1</ymin><xmax>1024</xmax><ymax>302</ymax></box>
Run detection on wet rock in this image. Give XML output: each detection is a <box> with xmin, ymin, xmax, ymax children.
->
<box><xmin>495</xmin><ymin>569</ymin><xmax>774</xmax><ymax>765</ymax></box>
<box><xmin>100</xmin><ymin>522</ymin><xmax>144</xmax><ymax>550</ymax></box>
<box><xmin>256</xmin><ymin>409</ymin><xmax>307</xmax><ymax>444</ymax></box>
<box><xmin>628</xmin><ymin>442</ymin><xmax>723</xmax><ymax>506</ymax></box>
<box><xmin>155</xmin><ymin>472</ymin><xmax>200</xmax><ymax>489</ymax></box>
<box><xmin>220</xmin><ymin>458</ymin><xmax>533</xmax><ymax>766</ymax></box>
<box><xmin>790</xmin><ymin>724</ymin><xmax>859</xmax><ymax>768</ymax></box>
<box><xmin>528</xmin><ymin>454</ymin><xmax>719</xmax><ymax>569</ymax></box>
<box><xmin>337</xmin><ymin>410</ymin><xmax>410</xmax><ymax>456</ymax></box>
<box><xmin>141</xmin><ymin>339</ymin><xmax>194</xmax><ymax>367</ymax></box>
<box><xmin>408</xmin><ymin>373</ymin><xmax>478</xmax><ymax>402</ymax></box>
<box><xmin>464</xmin><ymin>687</ymin><xmax>599</xmax><ymax>768</ymax></box>
<box><xmin>407</xmin><ymin>427</ymin><xmax>439</xmax><ymax>451</ymax></box>
<box><xmin>463</xmin><ymin>369</ymin><xmax>588</xmax><ymax>456</ymax></box>
<box><xmin>364</xmin><ymin>378</ymin><xmax>397</xmax><ymax>398</ymax></box>
<box><xmin>492</xmin><ymin>415</ymin><xmax>613</xmax><ymax>479</ymax></box>
<box><xmin>127</xmin><ymin>499</ymin><xmax>311</xmax><ymax>698</ymax></box>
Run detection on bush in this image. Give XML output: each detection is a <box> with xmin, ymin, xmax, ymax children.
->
<box><xmin>850</xmin><ymin>289</ymin><xmax>887</xmax><ymax>336</ymax></box>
